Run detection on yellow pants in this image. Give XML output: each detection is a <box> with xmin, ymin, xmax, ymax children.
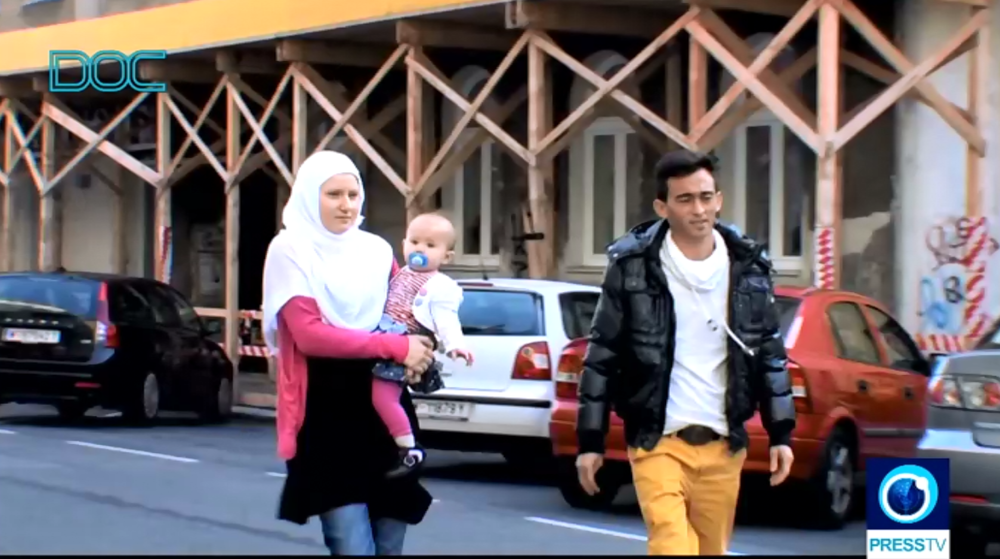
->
<box><xmin>629</xmin><ymin>435</ymin><xmax>746</xmax><ymax>556</ymax></box>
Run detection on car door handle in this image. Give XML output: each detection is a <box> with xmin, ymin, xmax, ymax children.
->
<box><xmin>857</xmin><ymin>379</ymin><xmax>870</xmax><ymax>393</ymax></box>
<box><xmin>903</xmin><ymin>386</ymin><xmax>915</xmax><ymax>400</ymax></box>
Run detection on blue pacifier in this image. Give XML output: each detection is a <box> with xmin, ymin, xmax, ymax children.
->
<box><xmin>408</xmin><ymin>251</ymin><xmax>429</xmax><ymax>269</ymax></box>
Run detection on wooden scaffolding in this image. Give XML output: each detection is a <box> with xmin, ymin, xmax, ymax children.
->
<box><xmin>0</xmin><ymin>0</ymin><xmax>990</xmax><ymax>379</ymax></box>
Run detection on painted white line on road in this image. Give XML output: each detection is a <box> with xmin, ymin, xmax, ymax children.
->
<box><xmin>65</xmin><ymin>441</ymin><xmax>200</xmax><ymax>463</ymax></box>
<box><xmin>524</xmin><ymin>517</ymin><xmax>745</xmax><ymax>555</ymax></box>
<box><xmin>432</xmin><ymin>498</ymin><xmax>441</xmax><ymax>503</ymax></box>
<box><xmin>0</xmin><ymin>429</ymin><xmax>16</xmax><ymax>435</ymax></box>
<box><xmin>266</xmin><ymin>471</ymin><xmax>287</xmax><ymax>478</ymax></box>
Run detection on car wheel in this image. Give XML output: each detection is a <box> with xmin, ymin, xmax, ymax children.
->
<box><xmin>55</xmin><ymin>401</ymin><xmax>89</xmax><ymax>421</ymax></box>
<box><xmin>197</xmin><ymin>376</ymin><xmax>233</xmax><ymax>423</ymax></box>
<box><xmin>123</xmin><ymin>372</ymin><xmax>160</xmax><ymax>423</ymax></box>
<box><xmin>556</xmin><ymin>458</ymin><xmax>622</xmax><ymax>510</ymax></box>
<box><xmin>808</xmin><ymin>428</ymin><xmax>855</xmax><ymax>529</ymax></box>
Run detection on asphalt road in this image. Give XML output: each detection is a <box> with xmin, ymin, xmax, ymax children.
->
<box><xmin>0</xmin><ymin>403</ymin><xmax>867</xmax><ymax>555</ymax></box>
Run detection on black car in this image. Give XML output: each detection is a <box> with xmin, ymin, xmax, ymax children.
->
<box><xmin>0</xmin><ymin>271</ymin><xmax>234</xmax><ymax>423</ymax></box>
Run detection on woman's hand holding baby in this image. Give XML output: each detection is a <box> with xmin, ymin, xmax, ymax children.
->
<box><xmin>404</xmin><ymin>335</ymin><xmax>434</xmax><ymax>373</ymax></box>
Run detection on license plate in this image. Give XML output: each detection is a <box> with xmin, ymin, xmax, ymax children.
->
<box><xmin>415</xmin><ymin>400</ymin><xmax>472</xmax><ymax>421</ymax></box>
<box><xmin>2</xmin><ymin>328</ymin><xmax>61</xmax><ymax>344</ymax></box>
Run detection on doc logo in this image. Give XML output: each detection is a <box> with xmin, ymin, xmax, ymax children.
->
<box><xmin>867</xmin><ymin>458</ymin><xmax>950</xmax><ymax>559</ymax></box>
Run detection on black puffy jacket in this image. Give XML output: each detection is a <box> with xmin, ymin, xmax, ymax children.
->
<box><xmin>577</xmin><ymin>219</ymin><xmax>796</xmax><ymax>455</ymax></box>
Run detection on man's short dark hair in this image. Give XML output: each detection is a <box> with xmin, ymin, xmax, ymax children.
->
<box><xmin>653</xmin><ymin>149</ymin><xmax>717</xmax><ymax>201</ymax></box>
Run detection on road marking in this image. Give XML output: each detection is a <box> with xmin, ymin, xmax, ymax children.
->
<box><xmin>524</xmin><ymin>517</ymin><xmax>745</xmax><ymax>555</ymax></box>
<box><xmin>0</xmin><ymin>429</ymin><xmax>16</xmax><ymax>435</ymax></box>
<box><xmin>266</xmin><ymin>471</ymin><xmax>287</xmax><ymax>478</ymax></box>
<box><xmin>65</xmin><ymin>441</ymin><xmax>199</xmax><ymax>463</ymax></box>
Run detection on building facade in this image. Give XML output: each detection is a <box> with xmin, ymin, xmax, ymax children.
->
<box><xmin>0</xmin><ymin>0</ymin><xmax>994</xmax><ymax>404</ymax></box>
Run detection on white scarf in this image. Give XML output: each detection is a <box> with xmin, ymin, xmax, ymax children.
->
<box><xmin>661</xmin><ymin>228</ymin><xmax>754</xmax><ymax>356</ymax></box>
<box><xmin>261</xmin><ymin>151</ymin><xmax>393</xmax><ymax>355</ymax></box>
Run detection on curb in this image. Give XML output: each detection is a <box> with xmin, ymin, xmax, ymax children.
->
<box><xmin>233</xmin><ymin>405</ymin><xmax>276</xmax><ymax>419</ymax></box>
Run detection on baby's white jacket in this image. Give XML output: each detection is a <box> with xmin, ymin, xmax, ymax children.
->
<box><xmin>408</xmin><ymin>271</ymin><xmax>466</xmax><ymax>354</ymax></box>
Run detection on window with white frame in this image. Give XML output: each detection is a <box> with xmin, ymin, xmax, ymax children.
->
<box><xmin>569</xmin><ymin>51</ymin><xmax>654</xmax><ymax>268</ymax></box>
<box><xmin>441</xmin><ymin>67</ymin><xmax>504</xmax><ymax>267</ymax></box>
<box><xmin>578</xmin><ymin>118</ymin><xmax>646</xmax><ymax>267</ymax></box>
<box><xmin>730</xmin><ymin>121</ymin><xmax>810</xmax><ymax>270</ymax></box>
<box><xmin>717</xmin><ymin>33</ymin><xmax>812</xmax><ymax>273</ymax></box>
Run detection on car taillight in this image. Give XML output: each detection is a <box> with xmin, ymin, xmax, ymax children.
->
<box><xmin>788</xmin><ymin>361</ymin><xmax>811</xmax><ymax>413</ymax></box>
<box><xmin>555</xmin><ymin>339</ymin><xmax>588</xmax><ymax>400</ymax></box>
<box><xmin>929</xmin><ymin>374</ymin><xmax>1000</xmax><ymax>410</ymax></box>
<box><xmin>95</xmin><ymin>282</ymin><xmax>118</xmax><ymax>348</ymax></box>
<box><xmin>512</xmin><ymin>342</ymin><xmax>551</xmax><ymax>381</ymax></box>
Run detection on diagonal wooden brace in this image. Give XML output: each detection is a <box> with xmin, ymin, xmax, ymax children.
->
<box><xmin>405</xmin><ymin>50</ymin><xmax>534</xmax><ymax>166</ymax></box>
<box><xmin>46</xmin><ymin>93</ymin><xmax>150</xmax><ymax>193</ymax></box>
<box><xmin>686</xmin><ymin>18</ymin><xmax>820</xmax><ymax>152</ymax></box>
<box><xmin>417</xmin><ymin>34</ymin><xmax>529</xmax><ymax>195</ymax></box>
<box><xmin>165</xmin><ymin>94</ymin><xmax>230</xmax><ymax>181</ymax></box>
<box><xmin>224</xmin><ymin>67</ymin><xmax>294</xmax><ymax>189</ymax></box>
<box><xmin>415</xmin><ymin>86</ymin><xmax>528</xmax><ymax>206</ymax></box>
<box><xmin>4</xmin><ymin>102</ymin><xmax>46</xmax><ymax>191</ymax></box>
<box><xmin>165</xmin><ymin>79</ymin><xmax>228</xmax><ymax>180</ymax></box>
<box><xmin>44</xmin><ymin>99</ymin><xmax>162</xmax><ymax>187</ymax></box>
<box><xmin>832</xmin><ymin>8</ymin><xmax>987</xmax><ymax>152</ymax></box>
<box><xmin>538</xmin><ymin>9</ymin><xmax>698</xmax><ymax>158</ymax></box>
<box><xmin>699</xmin><ymin>47</ymin><xmax>817</xmax><ymax>151</ymax></box>
<box><xmin>689</xmin><ymin>0</ymin><xmax>821</xmax><ymax>142</ymax></box>
<box><xmin>227</xmin><ymin>80</ymin><xmax>294</xmax><ymax>186</ymax></box>
<box><xmin>315</xmin><ymin>87</ymin><xmax>407</xmax><ymax>168</ymax></box>
<box><xmin>322</xmin><ymin>45</ymin><xmax>408</xmax><ymax>149</ymax></box>
<box><xmin>530</xmin><ymin>31</ymin><xmax>693</xmax><ymax>150</ymax></box>
<box><xmin>832</xmin><ymin>0</ymin><xmax>985</xmax><ymax>155</ymax></box>
<box><xmin>293</xmin><ymin>62</ymin><xmax>410</xmax><ymax>196</ymax></box>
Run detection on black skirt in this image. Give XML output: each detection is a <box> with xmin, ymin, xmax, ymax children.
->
<box><xmin>277</xmin><ymin>356</ymin><xmax>433</xmax><ymax>526</ymax></box>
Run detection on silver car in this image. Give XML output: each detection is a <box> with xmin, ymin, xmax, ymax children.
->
<box><xmin>917</xmin><ymin>322</ymin><xmax>1000</xmax><ymax>555</ymax></box>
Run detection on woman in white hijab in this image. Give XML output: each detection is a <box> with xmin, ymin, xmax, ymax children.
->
<box><xmin>263</xmin><ymin>151</ymin><xmax>435</xmax><ymax>555</ymax></box>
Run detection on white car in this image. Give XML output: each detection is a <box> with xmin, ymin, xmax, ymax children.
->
<box><xmin>411</xmin><ymin>278</ymin><xmax>600</xmax><ymax>465</ymax></box>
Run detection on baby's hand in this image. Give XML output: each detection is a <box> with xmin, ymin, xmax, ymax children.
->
<box><xmin>447</xmin><ymin>349</ymin><xmax>474</xmax><ymax>366</ymax></box>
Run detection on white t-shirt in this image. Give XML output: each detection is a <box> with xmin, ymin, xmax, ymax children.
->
<box><xmin>661</xmin><ymin>230</ymin><xmax>730</xmax><ymax>437</ymax></box>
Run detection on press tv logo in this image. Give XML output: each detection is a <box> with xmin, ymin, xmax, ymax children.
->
<box><xmin>866</xmin><ymin>458</ymin><xmax>949</xmax><ymax>559</ymax></box>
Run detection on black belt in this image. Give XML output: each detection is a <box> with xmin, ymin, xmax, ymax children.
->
<box><xmin>672</xmin><ymin>425</ymin><xmax>723</xmax><ymax>446</ymax></box>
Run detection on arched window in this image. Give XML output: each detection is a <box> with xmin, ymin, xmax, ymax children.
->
<box><xmin>441</xmin><ymin>66</ymin><xmax>503</xmax><ymax>266</ymax></box>
<box><xmin>716</xmin><ymin>33</ymin><xmax>813</xmax><ymax>273</ymax></box>
<box><xmin>568</xmin><ymin>51</ymin><xmax>646</xmax><ymax>267</ymax></box>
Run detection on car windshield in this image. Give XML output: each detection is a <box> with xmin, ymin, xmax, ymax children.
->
<box><xmin>0</xmin><ymin>276</ymin><xmax>99</xmax><ymax>319</ymax></box>
<box><xmin>775</xmin><ymin>295</ymin><xmax>801</xmax><ymax>339</ymax></box>
<box><xmin>974</xmin><ymin>318</ymin><xmax>1000</xmax><ymax>350</ymax></box>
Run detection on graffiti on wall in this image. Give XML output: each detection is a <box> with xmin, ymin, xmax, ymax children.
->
<box><xmin>917</xmin><ymin>216</ymin><xmax>998</xmax><ymax>351</ymax></box>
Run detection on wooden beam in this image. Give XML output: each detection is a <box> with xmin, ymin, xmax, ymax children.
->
<box><xmin>963</xmin><ymin>6</ymin><xmax>990</xmax><ymax>343</ymax></box>
<box><xmin>140</xmin><ymin>60</ymin><xmax>219</xmax><ymax>84</ymax></box>
<box><xmin>217</xmin><ymin>51</ymin><xmax>285</xmax><ymax>75</ymax></box>
<box><xmin>38</xmin><ymin>109</ymin><xmax>60</xmax><ymax>271</ymax></box>
<box><xmin>934</xmin><ymin>0</ymin><xmax>988</xmax><ymax>6</ymax></box>
<box><xmin>277</xmin><ymin>41</ymin><xmax>395</xmax><ymax>68</ymax></box>
<box><xmin>0</xmin><ymin>79</ymin><xmax>36</xmax><ymax>98</ymax></box>
<box><xmin>813</xmin><ymin>2</ymin><xmax>841</xmax><ymax>289</ymax></box>
<box><xmin>154</xmin><ymin>93</ymin><xmax>172</xmax><ymax>283</ymax></box>
<box><xmin>406</xmin><ymin>46</ymin><xmax>427</xmax><ymax>221</ymax></box>
<box><xmin>684</xmin><ymin>0</ymin><xmax>806</xmax><ymax>17</ymax></box>
<box><xmin>834</xmin><ymin>0</ymin><xmax>985</xmax><ymax>155</ymax></box>
<box><xmin>224</xmin><ymin>83</ymin><xmax>242</xmax><ymax>385</ymax></box>
<box><xmin>506</xmin><ymin>0</ymin><xmax>673</xmax><ymax>37</ymax></box>
<box><xmin>526</xmin><ymin>39</ymin><xmax>555</xmax><ymax>278</ymax></box>
<box><xmin>397</xmin><ymin>20</ymin><xmax>519</xmax><ymax>51</ymax></box>
<box><xmin>1</xmin><ymin>118</ymin><xmax>12</xmax><ymax>271</ymax></box>
<box><xmin>43</xmin><ymin>98</ymin><xmax>161</xmax><ymax>186</ymax></box>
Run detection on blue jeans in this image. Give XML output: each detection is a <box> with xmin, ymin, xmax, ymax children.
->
<box><xmin>319</xmin><ymin>503</ymin><xmax>407</xmax><ymax>555</ymax></box>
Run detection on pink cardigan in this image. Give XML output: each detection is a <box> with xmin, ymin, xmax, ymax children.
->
<box><xmin>275</xmin><ymin>262</ymin><xmax>408</xmax><ymax>460</ymax></box>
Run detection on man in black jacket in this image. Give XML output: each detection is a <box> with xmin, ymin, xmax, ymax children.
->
<box><xmin>576</xmin><ymin>149</ymin><xmax>796</xmax><ymax>555</ymax></box>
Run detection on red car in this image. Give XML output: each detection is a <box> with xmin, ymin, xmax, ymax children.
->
<box><xmin>550</xmin><ymin>286</ymin><xmax>931</xmax><ymax>528</ymax></box>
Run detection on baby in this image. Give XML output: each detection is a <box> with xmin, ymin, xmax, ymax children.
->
<box><xmin>371</xmin><ymin>213</ymin><xmax>474</xmax><ymax>478</ymax></box>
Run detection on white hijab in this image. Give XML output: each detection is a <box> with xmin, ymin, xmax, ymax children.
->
<box><xmin>262</xmin><ymin>151</ymin><xmax>393</xmax><ymax>354</ymax></box>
